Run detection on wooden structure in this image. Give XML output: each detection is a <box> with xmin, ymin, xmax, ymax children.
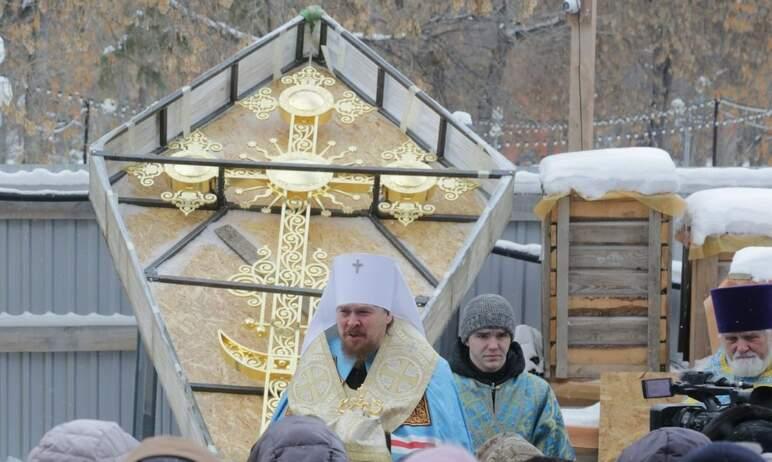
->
<box><xmin>542</xmin><ymin>195</ymin><xmax>671</xmax><ymax>378</ymax></box>
<box><xmin>684</xmin><ymin>251</ymin><xmax>735</xmax><ymax>361</ymax></box>
<box><xmin>89</xmin><ymin>13</ymin><xmax>513</xmax><ymax>460</ymax></box>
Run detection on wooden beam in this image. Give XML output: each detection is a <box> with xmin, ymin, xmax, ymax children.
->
<box><xmin>541</xmin><ymin>218</ymin><xmax>553</xmax><ymax>378</ymax></box>
<box><xmin>567</xmin><ymin>0</ymin><xmax>597</xmax><ymax>151</ymax></box>
<box><xmin>648</xmin><ymin>210</ymin><xmax>663</xmax><ymax>370</ymax></box>
<box><xmin>689</xmin><ymin>255</ymin><xmax>719</xmax><ymax>362</ymax></box>
<box><xmin>549</xmin><ymin>317</ymin><xmax>667</xmax><ymax>345</ymax></box>
<box><xmin>556</xmin><ymin>197</ymin><xmax>570</xmax><ymax>377</ymax></box>
<box><xmin>0</xmin><ymin>313</ymin><xmax>137</xmax><ymax>352</ymax></box>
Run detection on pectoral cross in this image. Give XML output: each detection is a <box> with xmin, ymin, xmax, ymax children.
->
<box><xmin>352</xmin><ymin>259</ymin><xmax>364</xmax><ymax>274</ymax></box>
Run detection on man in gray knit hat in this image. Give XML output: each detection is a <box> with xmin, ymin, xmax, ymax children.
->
<box><xmin>450</xmin><ymin>294</ymin><xmax>574</xmax><ymax>461</ymax></box>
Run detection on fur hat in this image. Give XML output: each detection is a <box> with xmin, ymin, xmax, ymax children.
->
<box><xmin>459</xmin><ymin>294</ymin><xmax>516</xmax><ymax>342</ymax></box>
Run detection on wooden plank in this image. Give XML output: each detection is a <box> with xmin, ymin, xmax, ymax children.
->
<box><xmin>569</xmin><ymin>221</ymin><xmax>648</xmax><ymax>245</ymax></box>
<box><xmin>567</xmin><ymin>0</ymin><xmax>596</xmax><ymax>150</ymax></box>
<box><xmin>541</xmin><ymin>218</ymin><xmax>553</xmax><ymax>378</ymax></box>
<box><xmin>550</xmin><ymin>343</ymin><xmax>667</xmax><ymax>365</ymax></box>
<box><xmin>215</xmin><ymin>225</ymin><xmax>259</xmax><ymax>265</ymax></box>
<box><xmin>550</xmin><ymin>295</ymin><xmax>668</xmax><ymax>317</ymax></box>
<box><xmin>569</xmin><ymin>245</ymin><xmax>648</xmax><ymax>270</ymax></box>
<box><xmin>569</xmin><ymin>199</ymin><xmax>649</xmax><ymax>220</ymax></box>
<box><xmin>549</xmin><ymin>317</ymin><xmax>667</xmax><ymax>344</ymax></box>
<box><xmin>550</xmin><ymin>223</ymin><xmax>557</xmax><ymax>247</ymax></box>
<box><xmin>718</xmin><ymin>261</ymin><xmax>731</xmax><ymax>282</ymax></box>
<box><xmin>568</xmin><ymin>425</ymin><xmax>599</xmax><ymax>450</ymax></box>
<box><xmin>565</xmin><ymin>364</ymin><xmax>649</xmax><ymax>378</ymax></box>
<box><xmin>0</xmin><ymin>320</ymin><xmax>137</xmax><ymax>353</ymax></box>
<box><xmin>647</xmin><ymin>210</ymin><xmax>662</xmax><ymax>371</ymax></box>
<box><xmin>718</xmin><ymin>252</ymin><xmax>735</xmax><ymax>262</ymax></box>
<box><xmin>556</xmin><ymin>197</ymin><xmax>570</xmax><ymax>378</ymax></box>
<box><xmin>550</xmin><ymin>379</ymin><xmax>600</xmax><ymax>405</ymax></box>
<box><xmin>689</xmin><ymin>255</ymin><xmax>719</xmax><ymax>362</ymax></box>
<box><xmin>569</xmin><ymin>269</ymin><xmax>648</xmax><ymax>296</ymax></box>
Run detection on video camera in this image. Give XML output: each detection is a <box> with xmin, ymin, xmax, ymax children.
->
<box><xmin>641</xmin><ymin>371</ymin><xmax>772</xmax><ymax>432</ymax></box>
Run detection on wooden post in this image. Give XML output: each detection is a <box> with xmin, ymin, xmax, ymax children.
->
<box><xmin>689</xmin><ymin>255</ymin><xmax>718</xmax><ymax>363</ymax></box>
<box><xmin>647</xmin><ymin>210</ymin><xmax>662</xmax><ymax>371</ymax></box>
<box><xmin>541</xmin><ymin>217</ymin><xmax>553</xmax><ymax>378</ymax></box>
<box><xmin>556</xmin><ymin>197</ymin><xmax>570</xmax><ymax>378</ymax></box>
<box><xmin>567</xmin><ymin>0</ymin><xmax>597</xmax><ymax>151</ymax></box>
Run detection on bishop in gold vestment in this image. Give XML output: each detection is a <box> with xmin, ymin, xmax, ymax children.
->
<box><xmin>272</xmin><ymin>253</ymin><xmax>473</xmax><ymax>461</ymax></box>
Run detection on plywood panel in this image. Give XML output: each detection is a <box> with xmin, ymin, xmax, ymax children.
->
<box><xmin>598</xmin><ymin>372</ymin><xmax>681</xmax><ymax>462</ymax></box>
<box><xmin>550</xmin><ymin>343</ymin><xmax>667</xmax><ymax>365</ymax></box>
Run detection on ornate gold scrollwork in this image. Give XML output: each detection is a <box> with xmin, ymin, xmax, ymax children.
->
<box><xmin>159</xmin><ymin>190</ymin><xmax>217</xmax><ymax>216</ymax></box>
<box><xmin>126</xmin><ymin>163</ymin><xmax>164</xmax><ymax>186</ymax></box>
<box><xmin>437</xmin><ymin>177</ymin><xmax>479</xmax><ymax>201</ymax></box>
<box><xmin>238</xmin><ymin>87</ymin><xmax>278</xmax><ymax>120</ymax></box>
<box><xmin>378</xmin><ymin>201</ymin><xmax>436</xmax><ymax>226</ymax></box>
<box><xmin>334</xmin><ymin>91</ymin><xmax>375</xmax><ymax>124</ymax></box>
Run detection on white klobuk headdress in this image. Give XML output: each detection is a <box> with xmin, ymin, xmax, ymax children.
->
<box><xmin>301</xmin><ymin>253</ymin><xmax>425</xmax><ymax>353</ymax></box>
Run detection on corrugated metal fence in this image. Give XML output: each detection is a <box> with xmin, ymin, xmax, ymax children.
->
<box><xmin>0</xmin><ymin>218</ymin><xmax>176</xmax><ymax>460</ymax></box>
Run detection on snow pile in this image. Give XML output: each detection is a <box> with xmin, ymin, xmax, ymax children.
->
<box><xmin>494</xmin><ymin>239</ymin><xmax>542</xmax><ymax>258</ymax></box>
<box><xmin>683</xmin><ymin>188</ymin><xmax>772</xmax><ymax>245</ymax></box>
<box><xmin>540</xmin><ymin>147</ymin><xmax>678</xmax><ymax>198</ymax></box>
<box><xmin>729</xmin><ymin>247</ymin><xmax>772</xmax><ymax>282</ymax></box>
<box><xmin>678</xmin><ymin>167</ymin><xmax>772</xmax><ymax>193</ymax></box>
<box><xmin>514</xmin><ymin>170</ymin><xmax>542</xmax><ymax>194</ymax></box>
<box><xmin>0</xmin><ymin>167</ymin><xmax>88</xmax><ymax>195</ymax></box>
<box><xmin>561</xmin><ymin>402</ymin><xmax>600</xmax><ymax>428</ymax></box>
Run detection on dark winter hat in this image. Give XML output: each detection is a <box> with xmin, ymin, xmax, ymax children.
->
<box><xmin>710</xmin><ymin>284</ymin><xmax>772</xmax><ymax>334</ymax></box>
<box><xmin>616</xmin><ymin>427</ymin><xmax>711</xmax><ymax>462</ymax></box>
<box><xmin>682</xmin><ymin>442</ymin><xmax>764</xmax><ymax>462</ymax></box>
<box><xmin>459</xmin><ymin>294</ymin><xmax>516</xmax><ymax>342</ymax></box>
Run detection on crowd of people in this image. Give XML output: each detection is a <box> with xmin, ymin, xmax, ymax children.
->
<box><xmin>19</xmin><ymin>253</ymin><xmax>772</xmax><ymax>461</ymax></box>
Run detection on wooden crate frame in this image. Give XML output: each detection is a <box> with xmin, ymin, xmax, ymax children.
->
<box><xmin>685</xmin><ymin>247</ymin><xmax>734</xmax><ymax>362</ymax></box>
<box><xmin>542</xmin><ymin>195</ymin><xmax>671</xmax><ymax>378</ymax></box>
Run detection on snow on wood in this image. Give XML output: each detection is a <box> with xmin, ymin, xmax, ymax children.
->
<box><xmin>0</xmin><ymin>312</ymin><xmax>136</xmax><ymax>327</ymax></box>
<box><xmin>0</xmin><ymin>167</ymin><xmax>89</xmax><ymax>196</ymax></box>
<box><xmin>539</xmin><ymin>148</ymin><xmax>678</xmax><ymax>198</ymax></box>
<box><xmin>494</xmin><ymin>239</ymin><xmax>542</xmax><ymax>257</ymax></box>
<box><xmin>682</xmin><ymin>187</ymin><xmax>772</xmax><ymax>245</ymax></box>
<box><xmin>514</xmin><ymin>170</ymin><xmax>542</xmax><ymax>194</ymax></box>
<box><xmin>729</xmin><ymin>247</ymin><xmax>772</xmax><ymax>281</ymax></box>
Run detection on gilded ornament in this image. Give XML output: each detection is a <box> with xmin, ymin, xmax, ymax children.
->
<box><xmin>159</xmin><ymin>190</ymin><xmax>217</xmax><ymax>216</ymax></box>
<box><xmin>238</xmin><ymin>87</ymin><xmax>278</xmax><ymax>120</ymax></box>
<box><xmin>126</xmin><ymin>163</ymin><xmax>164</xmax><ymax>186</ymax></box>
<box><xmin>334</xmin><ymin>90</ymin><xmax>375</xmax><ymax>124</ymax></box>
<box><xmin>378</xmin><ymin>201</ymin><xmax>436</xmax><ymax>226</ymax></box>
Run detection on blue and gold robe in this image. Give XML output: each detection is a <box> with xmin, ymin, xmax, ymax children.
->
<box><xmin>454</xmin><ymin>372</ymin><xmax>575</xmax><ymax>460</ymax></box>
<box><xmin>273</xmin><ymin>333</ymin><xmax>473</xmax><ymax>460</ymax></box>
<box><xmin>703</xmin><ymin>348</ymin><xmax>772</xmax><ymax>385</ymax></box>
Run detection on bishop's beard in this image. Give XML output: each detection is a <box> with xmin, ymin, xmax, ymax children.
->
<box><xmin>728</xmin><ymin>352</ymin><xmax>772</xmax><ymax>378</ymax></box>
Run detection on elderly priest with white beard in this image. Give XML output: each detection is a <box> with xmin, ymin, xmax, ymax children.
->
<box><xmin>702</xmin><ymin>284</ymin><xmax>772</xmax><ymax>384</ymax></box>
<box><xmin>271</xmin><ymin>253</ymin><xmax>473</xmax><ymax>461</ymax></box>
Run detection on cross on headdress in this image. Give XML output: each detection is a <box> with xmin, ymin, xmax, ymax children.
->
<box><xmin>352</xmin><ymin>258</ymin><xmax>364</xmax><ymax>274</ymax></box>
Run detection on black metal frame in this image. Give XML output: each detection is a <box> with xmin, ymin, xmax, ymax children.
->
<box><xmin>101</xmin><ymin>13</ymin><xmax>512</xmax><ymax>413</ymax></box>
